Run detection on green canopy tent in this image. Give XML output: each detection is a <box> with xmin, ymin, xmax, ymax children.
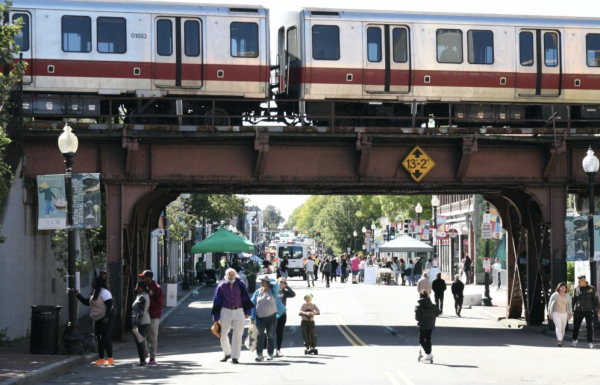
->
<box><xmin>190</xmin><ymin>227</ymin><xmax>255</xmax><ymax>253</ymax></box>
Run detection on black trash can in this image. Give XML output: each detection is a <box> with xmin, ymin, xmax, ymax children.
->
<box><xmin>30</xmin><ymin>305</ymin><xmax>62</xmax><ymax>354</ymax></box>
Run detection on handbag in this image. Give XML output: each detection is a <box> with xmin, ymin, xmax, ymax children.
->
<box><xmin>211</xmin><ymin>322</ymin><xmax>222</xmax><ymax>338</ymax></box>
<box><xmin>244</xmin><ymin>324</ymin><xmax>258</xmax><ymax>352</ymax></box>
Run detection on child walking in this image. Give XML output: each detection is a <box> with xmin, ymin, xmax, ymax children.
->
<box><xmin>299</xmin><ymin>294</ymin><xmax>320</xmax><ymax>355</ymax></box>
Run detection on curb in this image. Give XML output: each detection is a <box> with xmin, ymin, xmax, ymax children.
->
<box><xmin>2</xmin><ymin>285</ymin><xmax>205</xmax><ymax>385</ymax></box>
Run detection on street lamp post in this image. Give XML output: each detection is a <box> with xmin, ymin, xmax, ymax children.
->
<box><xmin>431</xmin><ymin>196</ymin><xmax>439</xmax><ymax>263</ymax></box>
<box><xmin>415</xmin><ymin>203</ymin><xmax>423</xmax><ymax>240</ymax></box>
<box><xmin>371</xmin><ymin>222</ymin><xmax>376</xmax><ymax>253</ymax></box>
<box><xmin>58</xmin><ymin>123</ymin><xmax>83</xmax><ymax>354</ymax></box>
<box><xmin>583</xmin><ymin>147</ymin><xmax>600</xmax><ymax>326</ymax></box>
<box><xmin>353</xmin><ymin>230</ymin><xmax>358</xmax><ymax>254</ymax></box>
<box><xmin>362</xmin><ymin>226</ymin><xmax>367</xmax><ymax>255</ymax></box>
<box><xmin>483</xmin><ymin>202</ymin><xmax>493</xmax><ymax>306</ymax></box>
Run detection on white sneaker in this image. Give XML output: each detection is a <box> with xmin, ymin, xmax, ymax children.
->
<box><xmin>588</xmin><ymin>343</ymin><xmax>595</xmax><ymax>349</ymax></box>
<box><xmin>424</xmin><ymin>354</ymin><xmax>433</xmax><ymax>360</ymax></box>
<box><xmin>266</xmin><ymin>355</ymin><xmax>273</xmax><ymax>361</ymax></box>
<box><xmin>275</xmin><ymin>350</ymin><xmax>282</xmax><ymax>357</ymax></box>
<box><xmin>571</xmin><ymin>340</ymin><xmax>578</xmax><ymax>347</ymax></box>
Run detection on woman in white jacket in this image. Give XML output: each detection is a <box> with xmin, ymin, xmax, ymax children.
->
<box><xmin>547</xmin><ymin>282</ymin><xmax>573</xmax><ymax>347</ymax></box>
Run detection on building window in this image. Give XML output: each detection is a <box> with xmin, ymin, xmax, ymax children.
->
<box><xmin>62</xmin><ymin>16</ymin><xmax>91</xmax><ymax>53</ymax></box>
<box><xmin>12</xmin><ymin>13</ymin><xmax>29</xmax><ymax>52</ymax></box>
<box><xmin>231</xmin><ymin>22</ymin><xmax>259</xmax><ymax>58</ymax></box>
<box><xmin>437</xmin><ymin>29</ymin><xmax>462</xmax><ymax>63</ymax></box>
<box><xmin>587</xmin><ymin>34</ymin><xmax>600</xmax><ymax>67</ymax></box>
<box><xmin>520</xmin><ymin>32</ymin><xmax>534</xmax><ymax>66</ymax></box>
<box><xmin>157</xmin><ymin>19</ymin><xmax>172</xmax><ymax>56</ymax></box>
<box><xmin>312</xmin><ymin>25</ymin><xmax>340</xmax><ymax>61</ymax></box>
<box><xmin>97</xmin><ymin>17</ymin><xmax>126</xmax><ymax>54</ymax></box>
<box><xmin>184</xmin><ymin>20</ymin><xmax>200</xmax><ymax>57</ymax></box>
<box><xmin>468</xmin><ymin>30</ymin><xmax>493</xmax><ymax>64</ymax></box>
<box><xmin>287</xmin><ymin>27</ymin><xmax>299</xmax><ymax>62</ymax></box>
<box><xmin>367</xmin><ymin>27</ymin><xmax>382</xmax><ymax>62</ymax></box>
<box><xmin>393</xmin><ymin>28</ymin><xmax>408</xmax><ymax>63</ymax></box>
<box><xmin>544</xmin><ymin>32</ymin><xmax>558</xmax><ymax>67</ymax></box>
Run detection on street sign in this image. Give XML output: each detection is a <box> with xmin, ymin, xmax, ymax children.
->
<box><xmin>483</xmin><ymin>257</ymin><xmax>491</xmax><ymax>272</ymax></box>
<box><xmin>402</xmin><ymin>145</ymin><xmax>436</xmax><ymax>183</ymax></box>
<box><xmin>481</xmin><ymin>223</ymin><xmax>493</xmax><ymax>239</ymax></box>
<box><xmin>347</xmin><ymin>247</ymin><xmax>351</xmax><ymax>254</ymax></box>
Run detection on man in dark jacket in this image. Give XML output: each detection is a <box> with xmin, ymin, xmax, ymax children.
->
<box><xmin>431</xmin><ymin>273</ymin><xmax>447</xmax><ymax>316</ymax></box>
<box><xmin>451</xmin><ymin>275</ymin><xmax>465</xmax><ymax>317</ymax></box>
<box><xmin>331</xmin><ymin>258</ymin><xmax>339</xmax><ymax>282</ymax></box>
<box><xmin>415</xmin><ymin>290</ymin><xmax>437</xmax><ymax>361</ymax></box>
<box><xmin>571</xmin><ymin>275</ymin><xmax>600</xmax><ymax>348</ymax></box>
<box><xmin>413</xmin><ymin>258</ymin><xmax>423</xmax><ymax>282</ymax></box>
<box><xmin>463</xmin><ymin>256</ymin><xmax>472</xmax><ymax>284</ymax></box>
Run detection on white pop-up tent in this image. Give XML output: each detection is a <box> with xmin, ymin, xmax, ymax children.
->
<box><xmin>379</xmin><ymin>235</ymin><xmax>433</xmax><ymax>253</ymax></box>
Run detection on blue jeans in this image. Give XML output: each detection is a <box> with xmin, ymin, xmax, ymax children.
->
<box><xmin>281</xmin><ymin>270</ymin><xmax>288</xmax><ymax>279</ymax></box>
<box><xmin>256</xmin><ymin>314</ymin><xmax>277</xmax><ymax>356</ymax></box>
<box><xmin>414</xmin><ymin>274</ymin><xmax>421</xmax><ymax>285</ymax></box>
<box><xmin>44</xmin><ymin>200</ymin><xmax>55</xmax><ymax>216</ymax></box>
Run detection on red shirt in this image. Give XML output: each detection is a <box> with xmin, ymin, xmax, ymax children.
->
<box><xmin>148</xmin><ymin>281</ymin><xmax>164</xmax><ymax>319</ymax></box>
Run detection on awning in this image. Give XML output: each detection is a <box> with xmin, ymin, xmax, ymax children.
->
<box><xmin>379</xmin><ymin>235</ymin><xmax>433</xmax><ymax>253</ymax></box>
<box><xmin>191</xmin><ymin>228</ymin><xmax>255</xmax><ymax>253</ymax></box>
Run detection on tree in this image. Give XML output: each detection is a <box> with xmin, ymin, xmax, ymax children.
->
<box><xmin>187</xmin><ymin>194</ymin><xmax>247</xmax><ymax>225</ymax></box>
<box><xmin>263</xmin><ymin>205</ymin><xmax>284</xmax><ymax>230</ymax></box>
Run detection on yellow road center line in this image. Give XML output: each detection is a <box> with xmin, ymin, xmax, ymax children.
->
<box><xmin>313</xmin><ymin>286</ymin><xmax>365</xmax><ymax>347</ymax></box>
<box><xmin>334</xmin><ymin>316</ymin><xmax>367</xmax><ymax>347</ymax></box>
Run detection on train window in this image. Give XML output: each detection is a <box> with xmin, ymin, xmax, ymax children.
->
<box><xmin>367</xmin><ymin>27</ymin><xmax>382</xmax><ymax>62</ymax></box>
<box><xmin>62</xmin><ymin>16</ymin><xmax>91</xmax><ymax>53</ymax></box>
<box><xmin>467</xmin><ymin>30</ymin><xmax>493</xmax><ymax>64</ymax></box>
<box><xmin>586</xmin><ymin>34</ymin><xmax>600</xmax><ymax>67</ymax></box>
<box><xmin>544</xmin><ymin>32</ymin><xmax>558</xmax><ymax>67</ymax></box>
<box><xmin>157</xmin><ymin>19</ymin><xmax>173</xmax><ymax>56</ymax></box>
<box><xmin>12</xmin><ymin>14</ymin><xmax>29</xmax><ymax>52</ymax></box>
<box><xmin>97</xmin><ymin>17</ymin><xmax>126</xmax><ymax>54</ymax></box>
<box><xmin>231</xmin><ymin>22</ymin><xmax>259</xmax><ymax>58</ymax></box>
<box><xmin>287</xmin><ymin>27</ymin><xmax>299</xmax><ymax>62</ymax></box>
<box><xmin>393</xmin><ymin>28</ymin><xmax>408</xmax><ymax>63</ymax></box>
<box><xmin>184</xmin><ymin>20</ymin><xmax>200</xmax><ymax>57</ymax></box>
<box><xmin>312</xmin><ymin>25</ymin><xmax>340</xmax><ymax>61</ymax></box>
<box><xmin>436</xmin><ymin>29</ymin><xmax>462</xmax><ymax>64</ymax></box>
<box><xmin>519</xmin><ymin>32</ymin><xmax>534</xmax><ymax>66</ymax></box>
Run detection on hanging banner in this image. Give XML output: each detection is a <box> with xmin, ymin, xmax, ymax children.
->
<box><xmin>37</xmin><ymin>174</ymin><xmax>67</xmax><ymax>230</ymax></box>
<box><xmin>566</xmin><ymin>216</ymin><xmax>590</xmax><ymax>261</ymax></box>
<box><xmin>420</xmin><ymin>220</ymin><xmax>430</xmax><ymax>241</ymax></box>
<box><xmin>594</xmin><ymin>215</ymin><xmax>600</xmax><ymax>261</ymax></box>
<box><xmin>72</xmin><ymin>173</ymin><xmax>101</xmax><ymax>229</ymax></box>
<box><xmin>492</xmin><ymin>215</ymin><xmax>503</xmax><ymax>240</ymax></box>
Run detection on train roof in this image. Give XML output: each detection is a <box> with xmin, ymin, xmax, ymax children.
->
<box><xmin>11</xmin><ymin>0</ymin><xmax>267</xmax><ymax>16</ymax></box>
<box><xmin>301</xmin><ymin>7</ymin><xmax>600</xmax><ymax>28</ymax></box>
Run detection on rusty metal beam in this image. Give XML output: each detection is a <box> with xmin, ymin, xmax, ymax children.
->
<box><xmin>456</xmin><ymin>135</ymin><xmax>477</xmax><ymax>180</ymax></box>
<box><xmin>543</xmin><ymin>135</ymin><xmax>566</xmax><ymax>180</ymax></box>
<box><xmin>356</xmin><ymin>133</ymin><xmax>372</xmax><ymax>179</ymax></box>
<box><xmin>254</xmin><ymin>132</ymin><xmax>269</xmax><ymax>179</ymax></box>
<box><xmin>122</xmin><ymin>137</ymin><xmax>140</xmax><ymax>176</ymax></box>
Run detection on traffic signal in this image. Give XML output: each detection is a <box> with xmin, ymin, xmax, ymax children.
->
<box><xmin>316</xmin><ymin>230</ymin><xmax>321</xmax><ymax>237</ymax></box>
<box><xmin>294</xmin><ymin>230</ymin><xmax>299</xmax><ymax>236</ymax></box>
<box><xmin>403</xmin><ymin>219</ymin><xmax>412</xmax><ymax>234</ymax></box>
<box><xmin>390</xmin><ymin>226</ymin><xmax>396</xmax><ymax>239</ymax></box>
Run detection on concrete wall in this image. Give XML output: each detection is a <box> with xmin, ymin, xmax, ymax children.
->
<box><xmin>0</xmin><ymin>162</ymin><xmax>91</xmax><ymax>340</ymax></box>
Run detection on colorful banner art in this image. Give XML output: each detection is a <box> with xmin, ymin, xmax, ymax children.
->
<box><xmin>37</xmin><ymin>174</ymin><xmax>67</xmax><ymax>230</ymax></box>
<box><xmin>566</xmin><ymin>216</ymin><xmax>590</xmax><ymax>262</ymax></box>
<box><xmin>72</xmin><ymin>173</ymin><xmax>101</xmax><ymax>229</ymax></box>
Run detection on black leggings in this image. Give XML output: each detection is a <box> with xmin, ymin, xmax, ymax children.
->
<box><xmin>134</xmin><ymin>324</ymin><xmax>149</xmax><ymax>362</ymax></box>
<box><xmin>276</xmin><ymin>313</ymin><xmax>287</xmax><ymax>350</ymax></box>
<box><xmin>419</xmin><ymin>329</ymin><xmax>433</xmax><ymax>355</ymax></box>
<box><xmin>94</xmin><ymin>313</ymin><xmax>115</xmax><ymax>359</ymax></box>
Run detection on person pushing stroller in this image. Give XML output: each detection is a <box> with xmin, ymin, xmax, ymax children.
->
<box><xmin>299</xmin><ymin>294</ymin><xmax>320</xmax><ymax>355</ymax></box>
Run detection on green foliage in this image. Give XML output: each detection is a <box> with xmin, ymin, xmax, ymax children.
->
<box><xmin>187</xmin><ymin>194</ymin><xmax>246</xmax><ymax>224</ymax></box>
<box><xmin>0</xmin><ymin>327</ymin><xmax>9</xmax><ymax>347</ymax></box>
<box><xmin>166</xmin><ymin>196</ymin><xmax>196</xmax><ymax>242</ymax></box>
<box><xmin>243</xmin><ymin>260</ymin><xmax>260</xmax><ymax>278</ymax></box>
<box><xmin>52</xmin><ymin>228</ymin><xmax>107</xmax><ymax>282</ymax></box>
<box><xmin>263</xmin><ymin>205</ymin><xmax>284</xmax><ymax>230</ymax></box>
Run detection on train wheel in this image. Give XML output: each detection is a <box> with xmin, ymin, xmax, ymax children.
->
<box><xmin>204</xmin><ymin>108</ymin><xmax>230</xmax><ymax>126</ymax></box>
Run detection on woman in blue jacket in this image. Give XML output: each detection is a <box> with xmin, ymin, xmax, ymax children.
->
<box><xmin>250</xmin><ymin>275</ymin><xmax>286</xmax><ymax>362</ymax></box>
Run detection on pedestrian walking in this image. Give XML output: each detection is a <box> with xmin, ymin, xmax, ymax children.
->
<box><xmin>305</xmin><ymin>257</ymin><xmax>316</xmax><ymax>287</ymax></box>
<box><xmin>392</xmin><ymin>257</ymin><xmax>400</xmax><ymax>285</ymax></box>
<box><xmin>250</xmin><ymin>275</ymin><xmax>286</xmax><ymax>362</ymax></box>
<box><xmin>431</xmin><ymin>273</ymin><xmax>446</xmax><ymax>316</ymax></box>
<box><xmin>275</xmin><ymin>277</ymin><xmax>296</xmax><ymax>357</ymax></box>
<box><xmin>195</xmin><ymin>258</ymin><xmax>204</xmax><ymax>285</ymax></box>
<box><xmin>320</xmin><ymin>256</ymin><xmax>326</xmax><ymax>282</ymax></box>
<box><xmin>548</xmin><ymin>282</ymin><xmax>573</xmax><ymax>347</ymax></box>
<box><xmin>405</xmin><ymin>259</ymin><xmax>414</xmax><ymax>286</ymax></box>
<box><xmin>415</xmin><ymin>290</ymin><xmax>437</xmax><ymax>363</ymax></box>
<box><xmin>417</xmin><ymin>272</ymin><xmax>432</xmax><ymax>295</ymax></box>
<box><xmin>300</xmin><ymin>294</ymin><xmax>320</xmax><ymax>355</ymax></box>
<box><xmin>131</xmin><ymin>281</ymin><xmax>151</xmax><ymax>367</ymax></box>
<box><xmin>463</xmin><ymin>256</ymin><xmax>472</xmax><ymax>284</ymax></box>
<box><xmin>219</xmin><ymin>256</ymin><xmax>229</xmax><ymax>279</ymax></box>
<box><xmin>340</xmin><ymin>255</ymin><xmax>348</xmax><ymax>283</ymax></box>
<box><xmin>351</xmin><ymin>254</ymin><xmax>360</xmax><ymax>284</ymax></box>
<box><xmin>139</xmin><ymin>270</ymin><xmax>163</xmax><ymax>365</ymax></box>
<box><xmin>399</xmin><ymin>259</ymin><xmax>406</xmax><ymax>286</ymax></box>
<box><xmin>413</xmin><ymin>258</ymin><xmax>423</xmax><ymax>283</ymax></box>
<box><xmin>263</xmin><ymin>257</ymin><xmax>272</xmax><ymax>274</ymax></box>
<box><xmin>280</xmin><ymin>256</ymin><xmax>289</xmax><ymax>279</ymax></box>
<box><xmin>75</xmin><ymin>275</ymin><xmax>115</xmax><ymax>366</ymax></box>
<box><xmin>451</xmin><ymin>274</ymin><xmax>465</xmax><ymax>317</ymax></box>
<box><xmin>231</xmin><ymin>256</ymin><xmax>241</xmax><ymax>273</ymax></box>
<box><xmin>331</xmin><ymin>257</ymin><xmax>339</xmax><ymax>282</ymax></box>
<box><xmin>358</xmin><ymin>257</ymin><xmax>366</xmax><ymax>283</ymax></box>
<box><xmin>211</xmin><ymin>268</ymin><xmax>254</xmax><ymax>364</ymax></box>
<box><xmin>313</xmin><ymin>257</ymin><xmax>320</xmax><ymax>280</ymax></box>
<box><xmin>323</xmin><ymin>258</ymin><xmax>332</xmax><ymax>288</ymax></box>
<box><xmin>425</xmin><ymin>258</ymin><xmax>433</xmax><ymax>274</ymax></box>
<box><xmin>492</xmin><ymin>258</ymin><xmax>502</xmax><ymax>290</ymax></box>
<box><xmin>570</xmin><ymin>275</ymin><xmax>600</xmax><ymax>348</ymax></box>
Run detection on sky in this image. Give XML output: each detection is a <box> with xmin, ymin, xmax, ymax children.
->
<box><xmin>239</xmin><ymin>194</ymin><xmax>309</xmax><ymax>222</ymax></box>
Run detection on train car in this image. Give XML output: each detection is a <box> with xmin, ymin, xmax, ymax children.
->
<box><xmin>10</xmin><ymin>0</ymin><xmax>270</xmax><ymax>125</ymax></box>
<box><xmin>274</xmin><ymin>8</ymin><xmax>600</xmax><ymax>127</ymax></box>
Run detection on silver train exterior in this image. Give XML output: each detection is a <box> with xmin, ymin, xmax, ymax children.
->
<box><xmin>10</xmin><ymin>0</ymin><xmax>270</xmax><ymax>123</ymax></box>
<box><xmin>274</xmin><ymin>8</ymin><xmax>600</xmax><ymax>125</ymax></box>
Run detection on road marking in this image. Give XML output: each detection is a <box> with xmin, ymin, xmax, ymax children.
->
<box><xmin>332</xmin><ymin>314</ymin><xmax>367</xmax><ymax>346</ymax></box>
<box><xmin>314</xmin><ymin>286</ymin><xmax>367</xmax><ymax>347</ymax></box>
<box><xmin>396</xmin><ymin>372</ymin><xmax>416</xmax><ymax>385</ymax></box>
<box><xmin>385</xmin><ymin>372</ymin><xmax>401</xmax><ymax>385</ymax></box>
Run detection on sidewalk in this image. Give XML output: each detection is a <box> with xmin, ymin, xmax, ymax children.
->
<box><xmin>0</xmin><ymin>284</ymin><xmax>203</xmax><ymax>385</ymax></box>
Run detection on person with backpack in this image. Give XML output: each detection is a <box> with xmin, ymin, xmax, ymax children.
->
<box><xmin>75</xmin><ymin>275</ymin><xmax>115</xmax><ymax>366</ymax></box>
<box><xmin>131</xmin><ymin>281</ymin><xmax>151</xmax><ymax>367</ymax></box>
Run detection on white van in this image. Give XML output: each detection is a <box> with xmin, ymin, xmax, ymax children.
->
<box><xmin>276</xmin><ymin>241</ymin><xmax>308</xmax><ymax>279</ymax></box>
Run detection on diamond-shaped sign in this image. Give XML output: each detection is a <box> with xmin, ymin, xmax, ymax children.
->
<box><xmin>402</xmin><ymin>146</ymin><xmax>436</xmax><ymax>183</ymax></box>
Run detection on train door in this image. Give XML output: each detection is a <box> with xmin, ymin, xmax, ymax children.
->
<box><xmin>153</xmin><ymin>16</ymin><xmax>203</xmax><ymax>88</ymax></box>
<box><xmin>516</xmin><ymin>29</ymin><xmax>562</xmax><ymax>97</ymax></box>
<box><xmin>11</xmin><ymin>11</ymin><xmax>33</xmax><ymax>85</ymax></box>
<box><xmin>364</xmin><ymin>24</ymin><xmax>410</xmax><ymax>94</ymax></box>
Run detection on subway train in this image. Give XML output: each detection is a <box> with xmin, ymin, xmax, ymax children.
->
<box><xmin>9</xmin><ymin>0</ymin><xmax>600</xmax><ymax>127</ymax></box>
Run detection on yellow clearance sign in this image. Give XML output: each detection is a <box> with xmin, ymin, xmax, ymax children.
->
<box><xmin>402</xmin><ymin>146</ymin><xmax>436</xmax><ymax>182</ymax></box>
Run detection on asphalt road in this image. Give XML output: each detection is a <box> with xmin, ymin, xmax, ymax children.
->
<box><xmin>41</xmin><ymin>277</ymin><xmax>599</xmax><ymax>385</ymax></box>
